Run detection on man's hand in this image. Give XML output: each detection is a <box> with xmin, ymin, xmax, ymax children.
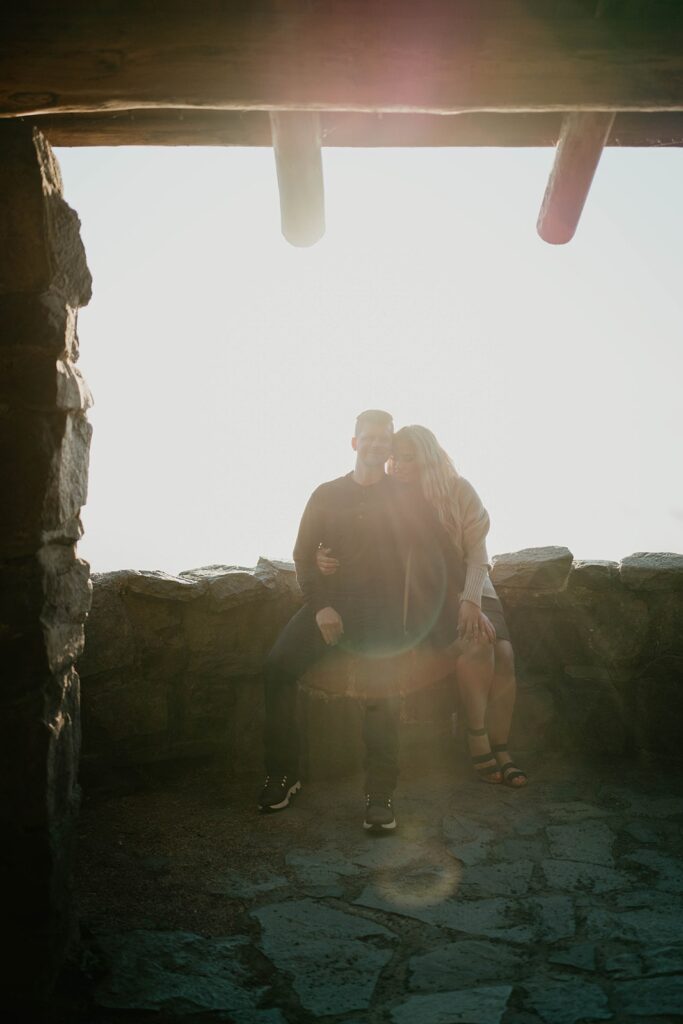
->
<box><xmin>458</xmin><ymin>600</ymin><xmax>496</xmax><ymax>645</ymax></box>
<box><xmin>316</xmin><ymin>546</ymin><xmax>340</xmax><ymax>576</ymax></box>
<box><xmin>316</xmin><ymin>606</ymin><xmax>344</xmax><ymax>645</ymax></box>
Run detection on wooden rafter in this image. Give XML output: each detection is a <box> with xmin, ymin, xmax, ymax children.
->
<box><xmin>26</xmin><ymin>111</ymin><xmax>683</xmax><ymax>150</ymax></box>
<box><xmin>270</xmin><ymin>112</ymin><xmax>325</xmax><ymax>246</ymax></box>
<box><xmin>1</xmin><ymin>2</ymin><xmax>682</xmax><ymax>119</ymax></box>
<box><xmin>537</xmin><ymin>112</ymin><xmax>616</xmax><ymax>244</ymax></box>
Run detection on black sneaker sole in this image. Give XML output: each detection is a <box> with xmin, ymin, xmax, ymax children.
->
<box><xmin>363</xmin><ymin>817</ymin><xmax>397</xmax><ymax>832</ymax></box>
<box><xmin>258</xmin><ymin>780</ymin><xmax>301</xmax><ymax>812</ymax></box>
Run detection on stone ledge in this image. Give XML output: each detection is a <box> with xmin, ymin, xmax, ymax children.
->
<box><xmin>491</xmin><ymin>546</ymin><xmax>573</xmax><ymax>591</ymax></box>
<box><xmin>79</xmin><ymin>550</ymin><xmax>683</xmax><ymax>777</ymax></box>
<box><xmin>619</xmin><ymin>551</ymin><xmax>683</xmax><ymax>591</ymax></box>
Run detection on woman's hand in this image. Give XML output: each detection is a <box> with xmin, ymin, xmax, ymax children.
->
<box><xmin>316</xmin><ymin>545</ymin><xmax>340</xmax><ymax>576</ymax></box>
<box><xmin>458</xmin><ymin>600</ymin><xmax>496</xmax><ymax>644</ymax></box>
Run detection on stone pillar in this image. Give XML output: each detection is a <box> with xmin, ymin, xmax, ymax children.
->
<box><xmin>0</xmin><ymin>124</ymin><xmax>93</xmax><ymax>1007</ymax></box>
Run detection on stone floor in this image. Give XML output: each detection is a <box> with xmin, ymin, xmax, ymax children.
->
<box><xmin>70</xmin><ymin>753</ymin><xmax>683</xmax><ymax>1023</ymax></box>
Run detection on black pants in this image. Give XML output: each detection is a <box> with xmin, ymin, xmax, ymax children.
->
<box><xmin>263</xmin><ymin>603</ymin><xmax>401</xmax><ymax>792</ymax></box>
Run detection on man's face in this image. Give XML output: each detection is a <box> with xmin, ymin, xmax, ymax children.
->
<box><xmin>352</xmin><ymin>423</ymin><xmax>393</xmax><ymax>468</ymax></box>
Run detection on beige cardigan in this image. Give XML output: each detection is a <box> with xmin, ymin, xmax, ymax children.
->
<box><xmin>450</xmin><ymin>476</ymin><xmax>497</xmax><ymax>607</ymax></box>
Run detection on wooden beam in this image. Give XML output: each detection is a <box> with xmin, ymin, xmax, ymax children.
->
<box><xmin>33</xmin><ymin>110</ymin><xmax>683</xmax><ymax>149</ymax></box>
<box><xmin>1</xmin><ymin>2</ymin><xmax>682</xmax><ymax>118</ymax></box>
<box><xmin>537</xmin><ymin>112</ymin><xmax>616</xmax><ymax>244</ymax></box>
<box><xmin>271</xmin><ymin>112</ymin><xmax>325</xmax><ymax>247</ymax></box>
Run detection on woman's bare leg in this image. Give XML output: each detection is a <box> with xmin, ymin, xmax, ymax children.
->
<box><xmin>455</xmin><ymin>640</ymin><xmax>499</xmax><ymax>780</ymax></box>
<box><xmin>487</xmin><ymin>640</ymin><xmax>527</xmax><ymax>786</ymax></box>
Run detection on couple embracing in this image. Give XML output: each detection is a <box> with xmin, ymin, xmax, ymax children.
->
<box><xmin>259</xmin><ymin>409</ymin><xmax>527</xmax><ymax>832</ymax></box>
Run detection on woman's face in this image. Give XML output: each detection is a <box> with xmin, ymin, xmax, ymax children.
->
<box><xmin>389</xmin><ymin>440</ymin><xmax>421</xmax><ymax>484</ymax></box>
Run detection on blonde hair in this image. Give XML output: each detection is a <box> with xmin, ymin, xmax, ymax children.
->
<box><xmin>393</xmin><ymin>425</ymin><xmax>464</xmax><ymax>559</ymax></box>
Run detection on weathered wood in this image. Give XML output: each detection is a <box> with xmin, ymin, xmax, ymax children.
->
<box><xmin>271</xmin><ymin>112</ymin><xmax>325</xmax><ymax>247</ymax></box>
<box><xmin>1</xmin><ymin>2</ymin><xmax>682</xmax><ymax>118</ymax></box>
<box><xmin>33</xmin><ymin>110</ymin><xmax>683</xmax><ymax>149</ymax></box>
<box><xmin>537</xmin><ymin>111</ymin><xmax>616</xmax><ymax>244</ymax></box>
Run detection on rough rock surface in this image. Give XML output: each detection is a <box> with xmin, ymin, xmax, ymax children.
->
<box><xmin>80</xmin><ymin>549</ymin><xmax>683</xmax><ymax>779</ymax></box>
<box><xmin>490</xmin><ymin>546</ymin><xmax>574</xmax><ymax>590</ymax></box>
<box><xmin>0</xmin><ymin>123</ymin><xmax>92</xmax><ymax>1007</ymax></box>
<box><xmin>73</xmin><ymin>758</ymin><xmax>683</xmax><ymax>1023</ymax></box>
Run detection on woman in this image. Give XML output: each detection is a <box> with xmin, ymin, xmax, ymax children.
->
<box><xmin>318</xmin><ymin>424</ymin><xmax>527</xmax><ymax>788</ymax></box>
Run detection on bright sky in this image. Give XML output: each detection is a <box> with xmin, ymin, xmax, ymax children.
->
<box><xmin>55</xmin><ymin>144</ymin><xmax>682</xmax><ymax>575</ymax></box>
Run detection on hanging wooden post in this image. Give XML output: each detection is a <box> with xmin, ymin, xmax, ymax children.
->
<box><xmin>537</xmin><ymin>111</ymin><xmax>616</xmax><ymax>244</ymax></box>
<box><xmin>270</xmin><ymin>111</ymin><xmax>325</xmax><ymax>247</ymax></box>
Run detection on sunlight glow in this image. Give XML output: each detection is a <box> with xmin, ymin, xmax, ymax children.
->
<box><xmin>55</xmin><ymin>146</ymin><xmax>683</xmax><ymax>574</ymax></box>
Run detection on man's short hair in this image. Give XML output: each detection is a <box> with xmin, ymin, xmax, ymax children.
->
<box><xmin>354</xmin><ymin>409</ymin><xmax>394</xmax><ymax>436</ymax></box>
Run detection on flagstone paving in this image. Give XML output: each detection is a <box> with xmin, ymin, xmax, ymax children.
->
<box><xmin>75</xmin><ymin>755</ymin><xmax>683</xmax><ymax>1022</ymax></box>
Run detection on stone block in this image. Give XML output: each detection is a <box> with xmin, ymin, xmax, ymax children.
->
<box><xmin>645</xmin><ymin>592</ymin><xmax>683</xmax><ymax>656</ymax></box>
<box><xmin>94</xmin><ymin>931</ymin><xmax>268</xmax><ymax>1015</ymax></box>
<box><xmin>0</xmin><ymin>346</ymin><xmax>64</xmax><ymax>411</ymax></box>
<box><xmin>552</xmin><ymin>670</ymin><xmax>630</xmax><ymax>755</ymax></box>
<box><xmin>181</xmin><ymin>562</ymin><xmax>296</xmax><ymax>607</ymax></box>
<box><xmin>44</xmin><ymin>193</ymin><xmax>92</xmax><ymax>308</ymax></box>
<box><xmin>491</xmin><ymin>546</ymin><xmax>573</xmax><ymax>591</ymax></box>
<box><xmin>547</xmin><ymin>944</ymin><xmax>597</xmax><ymax>972</ymax></box>
<box><xmin>80</xmin><ymin>575</ymin><xmax>136</xmax><ymax>677</ymax></box>
<box><xmin>0</xmin><ymin>292</ymin><xmax>78</xmax><ymax>358</ymax></box>
<box><xmin>253</xmin><ymin>899</ymin><xmax>395</xmax><ymax>1017</ymax></box>
<box><xmin>620</xmin><ymin>551</ymin><xmax>683</xmax><ymax>591</ymax></box>
<box><xmin>45</xmin><ymin>667</ymin><xmax>81</xmax><ymax>822</ymax></box>
<box><xmin>126</xmin><ymin>569</ymin><xmax>203</xmax><ymax>602</ymax></box>
<box><xmin>568</xmin><ymin>559</ymin><xmax>620</xmax><ymax>590</ymax></box>
<box><xmin>545</xmin><ymin>821</ymin><xmax>615</xmax><ymax>865</ymax></box>
<box><xmin>223</xmin><ymin>674</ymin><xmax>266</xmax><ymax>771</ymax></box>
<box><xmin>175</xmin><ymin>671</ymin><xmax>236</xmax><ymax>753</ymax></box>
<box><xmin>0</xmin><ymin>407</ymin><xmax>66</xmax><ymax>556</ymax></box>
<box><xmin>207</xmin><ymin>568</ymin><xmax>278</xmax><ymax>607</ymax></box>
<box><xmin>39</xmin><ymin>544</ymin><xmax>91</xmax><ymax>621</ymax></box>
<box><xmin>81</xmin><ymin>669</ymin><xmax>169</xmax><ymax>751</ymax></box>
<box><xmin>1</xmin><ymin>546</ymin><xmax>90</xmax><ymax>686</ymax></box>
<box><xmin>458</xmin><ymin>859</ymin><xmax>535</xmax><ymax>897</ymax></box>
<box><xmin>121</xmin><ymin>591</ymin><xmax>185</xmax><ymax>658</ymax></box>
<box><xmin>409</xmin><ymin>940</ymin><xmax>523</xmax><ymax>990</ymax></box>
<box><xmin>0</xmin><ymin>553</ymin><xmax>44</xmax><ymax>632</ymax></box>
<box><xmin>0</xmin><ymin>126</ymin><xmax>91</xmax><ymax>305</ymax></box>
<box><xmin>509</xmin><ymin>678</ymin><xmax>556</xmax><ymax>752</ymax></box>
<box><xmin>44</xmin><ymin>621</ymin><xmax>86</xmax><ymax>676</ymax></box>
<box><xmin>42</xmin><ymin>411</ymin><xmax>92</xmax><ymax>534</ymax></box>
<box><xmin>391</xmin><ymin>988</ymin><xmax>513</xmax><ymax>1024</ymax></box>
<box><xmin>571</xmin><ymin>589</ymin><xmax>649</xmax><ymax>668</ymax></box>
<box><xmin>0</xmin><ymin>125</ymin><xmax>54</xmax><ymax>294</ymax></box>
<box><xmin>285</xmin><ymin>847</ymin><xmax>361</xmax><ymax>894</ymax></box>
<box><xmin>523</xmin><ymin>978</ymin><xmax>611</xmax><ymax>1024</ymax></box>
<box><xmin>615</xmin><ymin>976</ymin><xmax>683</xmax><ymax>1018</ymax></box>
<box><xmin>502</xmin><ymin>604</ymin><xmax>580</xmax><ymax>672</ymax></box>
<box><xmin>628</xmin><ymin>655</ymin><xmax>683</xmax><ymax>758</ymax></box>
<box><xmin>184</xmin><ymin>597</ymin><xmax>292</xmax><ymax>677</ymax></box>
<box><xmin>540</xmin><ymin>859</ymin><xmax>632</xmax><ymax>894</ymax></box>
<box><xmin>56</xmin><ymin>359</ymin><xmax>93</xmax><ymax>411</ymax></box>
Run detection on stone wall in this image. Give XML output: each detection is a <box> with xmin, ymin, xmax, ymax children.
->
<box><xmin>79</xmin><ymin>549</ymin><xmax>683</xmax><ymax>784</ymax></box>
<box><xmin>0</xmin><ymin>126</ymin><xmax>93</xmax><ymax>1005</ymax></box>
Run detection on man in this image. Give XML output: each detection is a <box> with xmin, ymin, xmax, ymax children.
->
<box><xmin>259</xmin><ymin>409</ymin><xmax>452</xmax><ymax>831</ymax></box>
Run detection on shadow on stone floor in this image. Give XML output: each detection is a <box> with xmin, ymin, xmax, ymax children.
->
<box><xmin>61</xmin><ymin>753</ymin><xmax>683</xmax><ymax>1024</ymax></box>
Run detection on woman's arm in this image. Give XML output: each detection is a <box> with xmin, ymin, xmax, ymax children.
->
<box><xmin>457</xmin><ymin>477</ymin><xmax>492</xmax><ymax>609</ymax></box>
<box><xmin>455</xmin><ymin>478</ymin><xmax>496</xmax><ymax>643</ymax></box>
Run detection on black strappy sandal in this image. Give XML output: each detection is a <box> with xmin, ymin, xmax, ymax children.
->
<box><xmin>468</xmin><ymin>727</ymin><xmax>503</xmax><ymax>784</ymax></box>
<box><xmin>491</xmin><ymin>742</ymin><xmax>528</xmax><ymax>788</ymax></box>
